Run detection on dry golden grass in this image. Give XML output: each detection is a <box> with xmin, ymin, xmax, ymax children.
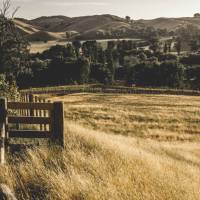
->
<box><xmin>51</xmin><ymin>93</ymin><xmax>200</xmax><ymax>141</ymax></box>
<box><xmin>0</xmin><ymin>93</ymin><xmax>200</xmax><ymax>199</ymax></box>
<box><xmin>30</xmin><ymin>40</ymin><xmax>67</xmax><ymax>53</ymax></box>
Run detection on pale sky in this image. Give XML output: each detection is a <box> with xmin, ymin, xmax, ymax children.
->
<box><xmin>7</xmin><ymin>0</ymin><xmax>200</xmax><ymax>19</ymax></box>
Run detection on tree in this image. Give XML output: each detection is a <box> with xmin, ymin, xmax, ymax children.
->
<box><xmin>41</xmin><ymin>44</ymin><xmax>76</xmax><ymax>60</ymax></box>
<box><xmin>0</xmin><ymin>0</ymin><xmax>29</xmax><ymax>79</ymax></box>
<box><xmin>194</xmin><ymin>13</ymin><xmax>200</xmax><ymax>18</ymax></box>
<box><xmin>149</xmin><ymin>37</ymin><xmax>161</xmax><ymax>53</ymax></box>
<box><xmin>66</xmin><ymin>31</ymin><xmax>71</xmax><ymax>39</ymax></box>
<box><xmin>190</xmin><ymin>40</ymin><xmax>199</xmax><ymax>52</ymax></box>
<box><xmin>125</xmin><ymin>16</ymin><xmax>131</xmax><ymax>23</ymax></box>
<box><xmin>0</xmin><ymin>74</ymin><xmax>19</xmax><ymax>100</ymax></box>
<box><xmin>160</xmin><ymin>61</ymin><xmax>184</xmax><ymax>88</ymax></box>
<box><xmin>167</xmin><ymin>40</ymin><xmax>173</xmax><ymax>52</ymax></box>
<box><xmin>82</xmin><ymin>41</ymin><xmax>98</xmax><ymax>62</ymax></box>
<box><xmin>72</xmin><ymin>40</ymin><xmax>82</xmax><ymax>58</ymax></box>
<box><xmin>174</xmin><ymin>38</ymin><xmax>182</xmax><ymax>55</ymax></box>
<box><xmin>139</xmin><ymin>52</ymin><xmax>147</xmax><ymax>61</ymax></box>
<box><xmin>76</xmin><ymin>57</ymin><xmax>90</xmax><ymax>83</ymax></box>
<box><xmin>107</xmin><ymin>41</ymin><xmax>116</xmax><ymax>50</ymax></box>
<box><xmin>163</xmin><ymin>42</ymin><xmax>168</xmax><ymax>54</ymax></box>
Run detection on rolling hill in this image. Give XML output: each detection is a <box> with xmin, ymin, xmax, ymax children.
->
<box><xmin>14</xmin><ymin>14</ymin><xmax>132</xmax><ymax>42</ymax></box>
<box><xmin>138</xmin><ymin>17</ymin><xmax>200</xmax><ymax>31</ymax></box>
<box><xmin>14</xmin><ymin>14</ymin><xmax>200</xmax><ymax>44</ymax></box>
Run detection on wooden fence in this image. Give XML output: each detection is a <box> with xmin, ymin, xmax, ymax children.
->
<box><xmin>0</xmin><ymin>94</ymin><xmax>64</xmax><ymax>164</ymax></box>
<box><xmin>24</xmin><ymin>87</ymin><xmax>200</xmax><ymax>97</ymax></box>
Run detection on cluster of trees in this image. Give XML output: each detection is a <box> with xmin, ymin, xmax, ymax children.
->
<box><xmin>194</xmin><ymin>13</ymin><xmax>200</xmax><ymax>18</ymax></box>
<box><xmin>20</xmin><ymin>38</ymin><xmax>199</xmax><ymax>90</ymax></box>
<box><xmin>126</xmin><ymin>61</ymin><xmax>184</xmax><ymax>88</ymax></box>
<box><xmin>21</xmin><ymin>41</ymin><xmax>116</xmax><ymax>87</ymax></box>
<box><xmin>174</xmin><ymin>25</ymin><xmax>200</xmax><ymax>52</ymax></box>
<box><xmin>120</xmin><ymin>26</ymin><xmax>168</xmax><ymax>40</ymax></box>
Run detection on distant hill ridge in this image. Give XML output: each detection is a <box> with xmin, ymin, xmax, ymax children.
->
<box><xmin>14</xmin><ymin>14</ymin><xmax>200</xmax><ymax>42</ymax></box>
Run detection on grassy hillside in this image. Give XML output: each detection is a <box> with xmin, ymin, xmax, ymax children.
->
<box><xmin>30</xmin><ymin>15</ymin><xmax>129</xmax><ymax>33</ymax></box>
<box><xmin>29</xmin><ymin>40</ymin><xmax>68</xmax><ymax>53</ymax></box>
<box><xmin>16</xmin><ymin>15</ymin><xmax>200</xmax><ymax>34</ymax></box>
<box><xmin>30</xmin><ymin>16</ymin><xmax>72</xmax><ymax>31</ymax></box>
<box><xmin>138</xmin><ymin>17</ymin><xmax>200</xmax><ymax>31</ymax></box>
<box><xmin>13</xmin><ymin>14</ymin><xmax>200</xmax><ymax>53</ymax></box>
<box><xmin>15</xmin><ymin>15</ymin><xmax>200</xmax><ymax>41</ymax></box>
<box><xmin>26</xmin><ymin>31</ymin><xmax>58</xmax><ymax>42</ymax></box>
<box><xmin>14</xmin><ymin>15</ymin><xmax>132</xmax><ymax>42</ymax></box>
<box><xmin>0</xmin><ymin>93</ymin><xmax>200</xmax><ymax>199</ymax></box>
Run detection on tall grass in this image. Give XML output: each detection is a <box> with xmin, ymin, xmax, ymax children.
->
<box><xmin>0</xmin><ymin>93</ymin><xmax>200</xmax><ymax>199</ymax></box>
<box><xmin>52</xmin><ymin>93</ymin><xmax>200</xmax><ymax>141</ymax></box>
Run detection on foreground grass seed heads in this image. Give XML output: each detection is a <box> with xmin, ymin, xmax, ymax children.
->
<box><xmin>0</xmin><ymin>93</ymin><xmax>200</xmax><ymax>199</ymax></box>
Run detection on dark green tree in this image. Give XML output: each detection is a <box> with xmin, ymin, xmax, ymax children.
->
<box><xmin>163</xmin><ymin>42</ymin><xmax>168</xmax><ymax>54</ymax></box>
<box><xmin>72</xmin><ymin>40</ymin><xmax>82</xmax><ymax>58</ymax></box>
<box><xmin>190</xmin><ymin>40</ymin><xmax>199</xmax><ymax>52</ymax></box>
<box><xmin>174</xmin><ymin>38</ymin><xmax>182</xmax><ymax>55</ymax></box>
<box><xmin>0</xmin><ymin>1</ymin><xmax>30</xmax><ymax>79</ymax></box>
<box><xmin>76</xmin><ymin>57</ymin><xmax>90</xmax><ymax>83</ymax></box>
<box><xmin>149</xmin><ymin>37</ymin><xmax>161</xmax><ymax>53</ymax></box>
<box><xmin>125</xmin><ymin>16</ymin><xmax>131</xmax><ymax>23</ymax></box>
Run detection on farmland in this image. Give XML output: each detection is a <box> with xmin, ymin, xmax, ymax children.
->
<box><xmin>0</xmin><ymin>93</ymin><xmax>200</xmax><ymax>199</ymax></box>
<box><xmin>51</xmin><ymin>93</ymin><xmax>200</xmax><ymax>141</ymax></box>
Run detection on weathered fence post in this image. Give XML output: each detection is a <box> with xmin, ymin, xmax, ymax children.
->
<box><xmin>38</xmin><ymin>98</ymin><xmax>43</xmax><ymax>131</ymax></box>
<box><xmin>35</xmin><ymin>96</ymin><xmax>39</xmax><ymax>117</ymax></box>
<box><xmin>43</xmin><ymin>99</ymin><xmax>47</xmax><ymax>131</ymax></box>
<box><xmin>52</xmin><ymin>102</ymin><xmax>65</xmax><ymax>147</ymax></box>
<box><xmin>0</xmin><ymin>98</ymin><xmax>7</xmax><ymax>164</ymax></box>
<box><xmin>29</xmin><ymin>94</ymin><xmax>34</xmax><ymax>116</ymax></box>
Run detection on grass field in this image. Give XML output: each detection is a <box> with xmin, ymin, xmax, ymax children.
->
<box><xmin>30</xmin><ymin>40</ymin><xmax>67</xmax><ymax>53</ymax></box>
<box><xmin>52</xmin><ymin>93</ymin><xmax>200</xmax><ymax>141</ymax></box>
<box><xmin>1</xmin><ymin>93</ymin><xmax>200</xmax><ymax>199</ymax></box>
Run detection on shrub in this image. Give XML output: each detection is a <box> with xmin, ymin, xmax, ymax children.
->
<box><xmin>0</xmin><ymin>74</ymin><xmax>19</xmax><ymax>100</ymax></box>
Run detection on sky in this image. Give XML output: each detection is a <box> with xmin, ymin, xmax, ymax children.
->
<box><xmin>7</xmin><ymin>0</ymin><xmax>200</xmax><ymax>19</ymax></box>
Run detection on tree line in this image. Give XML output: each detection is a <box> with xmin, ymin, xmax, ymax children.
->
<box><xmin>16</xmin><ymin>39</ymin><xmax>200</xmax><ymax>90</ymax></box>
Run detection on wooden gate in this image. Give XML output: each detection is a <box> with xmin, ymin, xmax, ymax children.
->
<box><xmin>0</xmin><ymin>97</ymin><xmax>65</xmax><ymax>164</ymax></box>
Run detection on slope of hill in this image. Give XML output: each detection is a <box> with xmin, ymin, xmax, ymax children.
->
<box><xmin>29</xmin><ymin>14</ymin><xmax>129</xmax><ymax>33</ymax></box>
<box><xmin>14</xmin><ymin>14</ymin><xmax>200</xmax><ymax>42</ymax></box>
<box><xmin>30</xmin><ymin>15</ymin><xmax>72</xmax><ymax>32</ymax></box>
<box><xmin>26</xmin><ymin>31</ymin><xmax>58</xmax><ymax>42</ymax></box>
<box><xmin>138</xmin><ymin>17</ymin><xmax>200</xmax><ymax>31</ymax></box>
<box><xmin>14</xmin><ymin>18</ymin><xmax>39</xmax><ymax>35</ymax></box>
<box><xmin>14</xmin><ymin>14</ymin><xmax>132</xmax><ymax>42</ymax></box>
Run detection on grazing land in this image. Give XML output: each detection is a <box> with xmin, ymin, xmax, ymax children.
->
<box><xmin>0</xmin><ymin>93</ymin><xmax>200</xmax><ymax>199</ymax></box>
<box><xmin>51</xmin><ymin>93</ymin><xmax>200</xmax><ymax>141</ymax></box>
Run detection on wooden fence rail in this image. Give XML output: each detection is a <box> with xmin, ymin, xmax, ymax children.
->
<box><xmin>0</xmin><ymin>95</ymin><xmax>64</xmax><ymax>165</ymax></box>
<box><xmin>22</xmin><ymin>87</ymin><xmax>200</xmax><ymax>97</ymax></box>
